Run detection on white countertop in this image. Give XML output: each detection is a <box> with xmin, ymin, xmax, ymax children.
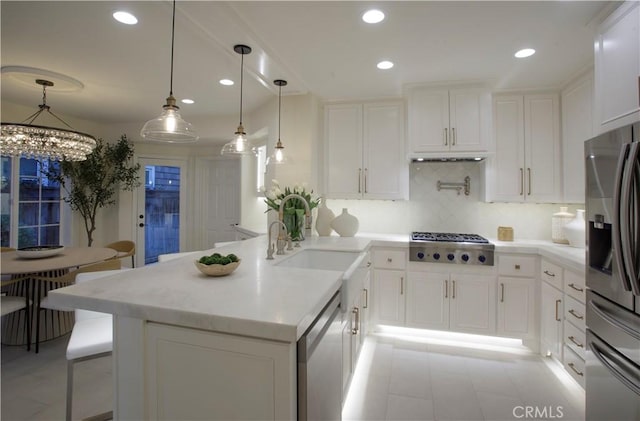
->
<box><xmin>48</xmin><ymin>232</ymin><xmax>584</xmax><ymax>343</ymax></box>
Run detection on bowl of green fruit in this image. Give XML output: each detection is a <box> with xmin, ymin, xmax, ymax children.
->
<box><xmin>194</xmin><ymin>253</ymin><xmax>241</xmax><ymax>277</ymax></box>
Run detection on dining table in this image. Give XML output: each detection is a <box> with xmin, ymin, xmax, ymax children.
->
<box><xmin>1</xmin><ymin>246</ymin><xmax>117</xmax><ymax>348</ymax></box>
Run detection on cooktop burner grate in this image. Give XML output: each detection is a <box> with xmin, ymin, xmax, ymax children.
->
<box><xmin>411</xmin><ymin>232</ymin><xmax>489</xmax><ymax>244</ymax></box>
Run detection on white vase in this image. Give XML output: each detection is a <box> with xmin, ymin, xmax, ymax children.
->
<box><xmin>552</xmin><ymin>206</ymin><xmax>573</xmax><ymax>244</ymax></box>
<box><xmin>563</xmin><ymin>209</ymin><xmax>586</xmax><ymax>248</ymax></box>
<box><xmin>315</xmin><ymin>196</ymin><xmax>335</xmax><ymax>236</ymax></box>
<box><xmin>330</xmin><ymin>208</ymin><xmax>359</xmax><ymax>237</ymax></box>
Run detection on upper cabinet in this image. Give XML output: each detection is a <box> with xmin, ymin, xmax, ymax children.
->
<box><xmin>562</xmin><ymin>70</ymin><xmax>593</xmax><ymax>203</ymax></box>
<box><xmin>324</xmin><ymin>101</ymin><xmax>408</xmax><ymax>200</ymax></box>
<box><xmin>488</xmin><ymin>94</ymin><xmax>561</xmax><ymax>203</ymax></box>
<box><xmin>407</xmin><ymin>86</ymin><xmax>491</xmax><ymax>156</ymax></box>
<box><xmin>594</xmin><ymin>1</ymin><xmax>640</xmax><ymax>133</ymax></box>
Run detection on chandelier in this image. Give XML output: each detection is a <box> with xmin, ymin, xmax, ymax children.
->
<box><xmin>1</xmin><ymin>79</ymin><xmax>97</xmax><ymax>161</ymax></box>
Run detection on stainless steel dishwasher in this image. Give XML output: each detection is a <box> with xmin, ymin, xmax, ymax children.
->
<box><xmin>298</xmin><ymin>290</ymin><xmax>342</xmax><ymax>421</ymax></box>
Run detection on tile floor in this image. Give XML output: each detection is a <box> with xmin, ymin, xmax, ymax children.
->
<box><xmin>2</xmin><ymin>330</ymin><xmax>585</xmax><ymax>421</ymax></box>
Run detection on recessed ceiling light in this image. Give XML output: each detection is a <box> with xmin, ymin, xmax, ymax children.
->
<box><xmin>515</xmin><ymin>48</ymin><xmax>536</xmax><ymax>58</ymax></box>
<box><xmin>219</xmin><ymin>79</ymin><xmax>234</xmax><ymax>86</ymax></box>
<box><xmin>181</xmin><ymin>99</ymin><xmax>194</xmax><ymax>104</ymax></box>
<box><xmin>362</xmin><ymin>9</ymin><xmax>385</xmax><ymax>24</ymax></box>
<box><xmin>113</xmin><ymin>11</ymin><xmax>137</xmax><ymax>25</ymax></box>
<box><xmin>377</xmin><ymin>60</ymin><xmax>394</xmax><ymax>70</ymax></box>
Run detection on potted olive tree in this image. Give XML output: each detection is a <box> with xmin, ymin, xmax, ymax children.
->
<box><xmin>46</xmin><ymin>134</ymin><xmax>140</xmax><ymax>246</ymax></box>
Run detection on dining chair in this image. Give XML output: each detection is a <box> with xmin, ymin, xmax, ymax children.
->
<box><xmin>1</xmin><ymin>276</ymin><xmax>32</xmax><ymax>351</ymax></box>
<box><xmin>66</xmin><ymin>268</ymin><xmax>131</xmax><ymax>421</ymax></box>
<box><xmin>31</xmin><ymin>259</ymin><xmax>122</xmax><ymax>353</ymax></box>
<box><xmin>105</xmin><ymin>240</ymin><xmax>136</xmax><ymax>268</ymax></box>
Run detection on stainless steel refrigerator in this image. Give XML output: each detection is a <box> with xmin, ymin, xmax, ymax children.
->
<box><xmin>585</xmin><ymin>122</ymin><xmax>640</xmax><ymax>421</ymax></box>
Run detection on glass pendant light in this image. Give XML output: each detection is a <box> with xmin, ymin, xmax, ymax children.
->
<box><xmin>140</xmin><ymin>0</ymin><xmax>198</xmax><ymax>143</ymax></box>
<box><xmin>221</xmin><ymin>45</ymin><xmax>256</xmax><ymax>156</ymax></box>
<box><xmin>266</xmin><ymin>79</ymin><xmax>290</xmax><ymax>165</ymax></box>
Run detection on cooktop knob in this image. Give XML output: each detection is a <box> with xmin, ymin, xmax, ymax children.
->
<box><xmin>478</xmin><ymin>255</ymin><xmax>486</xmax><ymax>263</ymax></box>
<box><xmin>433</xmin><ymin>253</ymin><xmax>440</xmax><ymax>260</ymax></box>
<box><xmin>417</xmin><ymin>252</ymin><xmax>425</xmax><ymax>260</ymax></box>
<box><xmin>461</xmin><ymin>254</ymin><xmax>469</xmax><ymax>262</ymax></box>
<box><xmin>447</xmin><ymin>253</ymin><xmax>455</xmax><ymax>261</ymax></box>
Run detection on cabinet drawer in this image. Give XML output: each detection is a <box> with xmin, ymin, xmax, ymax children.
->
<box><xmin>564</xmin><ymin>270</ymin><xmax>585</xmax><ymax>303</ymax></box>
<box><xmin>373</xmin><ymin>249</ymin><xmax>407</xmax><ymax>270</ymax></box>
<box><xmin>564</xmin><ymin>319</ymin><xmax>586</xmax><ymax>360</ymax></box>
<box><xmin>564</xmin><ymin>295</ymin><xmax>586</xmax><ymax>331</ymax></box>
<box><xmin>563</xmin><ymin>346</ymin><xmax>585</xmax><ymax>389</ymax></box>
<box><xmin>541</xmin><ymin>260</ymin><xmax>563</xmax><ymax>290</ymax></box>
<box><xmin>498</xmin><ymin>255</ymin><xmax>536</xmax><ymax>277</ymax></box>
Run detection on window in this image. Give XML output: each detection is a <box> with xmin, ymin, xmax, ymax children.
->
<box><xmin>256</xmin><ymin>144</ymin><xmax>267</xmax><ymax>193</ymax></box>
<box><xmin>145</xmin><ymin>165</ymin><xmax>156</xmax><ymax>189</ymax></box>
<box><xmin>0</xmin><ymin>157</ymin><xmax>63</xmax><ymax>248</ymax></box>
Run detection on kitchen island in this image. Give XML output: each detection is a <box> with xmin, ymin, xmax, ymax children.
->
<box><xmin>48</xmin><ymin>234</ymin><xmax>392</xmax><ymax>420</ymax></box>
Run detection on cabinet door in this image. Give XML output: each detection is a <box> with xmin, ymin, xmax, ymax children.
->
<box><xmin>540</xmin><ymin>281</ymin><xmax>563</xmax><ymax>359</ymax></box>
<box><xmin>497</xmin><ymin>277</ymin><xmax>534</xmax><ymax>338</ymax></box>
<box><xmin>491</xmin><ymin>95</ymin><xmax>526</xmax><ymax>201</ymax></box>
<box><xmin>406</xmin><ymin>271</ymin><xmax>449</xmax><ymax>330</ymax></box>
<box><xmin>361</xmin><ymin>271</ymin><xmax>371</xmax><ymax>343</ymax></box>
<box><xmin>325</xmin><ymin>104</ymin><xmax>363</xmax><ymax>199</ymax></box>
<box><xmin>449</xmin><ymin>88</ymin><xmax>486</xmax><ymax>152</ymax></box>
<box><xmin>363</xmin><ymin>102</ymin><xmax>408</xmax><ymax>199</ymax></box>
<box><xmin>594</xmin><ymin>1</ymin><xmax>640</xmax><ymax>133</ymax></box>
<box><xmin>341</xmin><ymin>315</ymin><xmax>352</xmax><ymax>395</ymax></box>
<box><xmin>373</xmin><ymin>269</ymin><xmax>405</xmax><ymax>326</ymax></box>
<box><xmin>449</xmin><ymin>274</ymin><xmax>496</xmax><ymax>335</ymax></box>
<box><xmin>524</xmin><ymin>94</ymin><xmax>561</xmax><ymax>202</ymax></box>
<box><xmin>408</xmin><ymin>88</ymin><xmax>450</xmax><ymax>152</ymax></box>
<box><xmin>562</xmin><ymin>72</ymin><xmax>593</xmax><ymax>203</ymax></box>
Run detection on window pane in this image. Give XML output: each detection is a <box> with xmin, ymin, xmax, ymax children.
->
<box><xmin>18</xmin><ymin>203</ymin><xmax>38</xmax><ymax>226</ymax></box>
<box><xmin>40</xmin><ymin>202</ymin><xmax>60</xmax><ymax>225</ymax></box>
<box><xmin>40</xmin><ymin>225</ymin><xmax>60</xmax><ymax>245</ymax></box>
<box><xmin>19</xmin><ymin>176</ymin><xmax>39</xmax><ymax>200</ymax></box>
<box><xmin>18</xmin><ymin>227</ymin><xmax>37</xmax><ymax>248</ymax></box>
<box><xmin>1</xmin><ymin>157</ymin><xmax>11</xmax><ymax>247</ymax></box>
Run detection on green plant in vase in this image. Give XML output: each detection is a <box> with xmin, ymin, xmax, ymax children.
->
<box><xmin>264</xmin><ymin>180</ymin><xmax>320</xmax><ymax>241</ymax></box>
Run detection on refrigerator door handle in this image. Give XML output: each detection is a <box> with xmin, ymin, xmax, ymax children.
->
<box><xmin>613</xmin><ymin>143</ymin><xmax>634</xmax><ymax>293</ymax></box>
<box><xmin>620</xmin><ymin>142</ymin><xmax>640</xmax><ymax>295</ymax></box>
<box><xmin>590</xmin><ymin>299</ymin><xmax>640</xmax><ymax>340</ymax></box>
<box><xmin>589</xmin><ymin>339</ymin><xmax>640</xmax><ymax>396</ymax></box>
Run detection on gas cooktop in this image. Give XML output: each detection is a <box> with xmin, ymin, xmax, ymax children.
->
<box><xmin>409</xmin><ymin>231</ymin><xmax>494</xmax><ymax>265</ymax></box>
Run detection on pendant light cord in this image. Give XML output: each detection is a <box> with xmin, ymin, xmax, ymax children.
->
<box><xmin>169</xmin><ymin>0</ymin><xmax>176</xmax><ymax>96</ymax></box>
<box><xmin>239</xmin><ymin>52</ymin><xmax>244</xmax><ymax>125</ymax></box>
<box><xmin>277</xmin><ymin>84</ymin><xmax>282</xmax><ymax>139</ymax></box>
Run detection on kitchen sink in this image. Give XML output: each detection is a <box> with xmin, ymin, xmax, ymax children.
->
<box><xmin>275</xmin><ymin>249</ymin><xmax>361</xmax><ymax>272</ymax></box>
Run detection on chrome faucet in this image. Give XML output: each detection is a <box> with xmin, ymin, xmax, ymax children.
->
<box><xmin>278</xmin><ymin>193</ymin><xmax>312</xmax><ymax>241</ymax></box>
<box><xmin>267</xmin><ymin>220</ymin><xmax>289</xmax><ymax>260</ymax></box>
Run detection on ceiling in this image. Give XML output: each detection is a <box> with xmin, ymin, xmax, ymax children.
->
<box><xmin>1</xmin><ymin>1</ymin><xmax>614</xmax><ymax>142</ymax></box>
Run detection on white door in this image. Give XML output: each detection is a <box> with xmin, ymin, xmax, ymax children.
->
<box><xmin>408</xmin><ymin>88</ymin><xmax>449</xmax><ymax>153</ymax></box>
<box><xmin>492</xmin><ymin>95</ymin><xmax>525</xmax><ymax>201</ymax></box>
<box><xmin>449</xmin><ymin>274</ymin><xmax>496</xmax><ymax>335</ymax></box>
<box><xmin>324</xmin><ymin>104</ymin><xmax>363</xmax><ymax>199</ymax></box>
<box><xmin>449</xmin><ymin>88</ymin><xmax>484</xmax><ymax>151</ymax></box>
<box><xmin>541</xmin><ymin>281</ymin><xmax>563</xmax><ymax>358</ymax></box>
<box><xmin>136</xmin><ymin>157</ymin><xmax>187</xmax><ymax>266</ymax></box>
<box><xmin>200</xmin><ymin>159</ymin><xmax>240</xmax><ymax>248</ymax></box>
<box><xmin>373</xmin><ymin>269</ymin><xmax>405</xmax><ymax>325</ymax></box>
<box><xmin>497</xmin><ymin>277</ymin><xmax>533</xmax><ymax>337</ymax></box>
<box><xmin>406</xmin><ymin>271</ymin><xmax>449</xmax><ymax>330</ymax></box>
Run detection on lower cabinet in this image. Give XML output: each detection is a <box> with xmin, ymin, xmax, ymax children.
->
<box><xmin>540</xmin><ymin>281</ymin><xmax>563</xmax><ymax>359</ymax></box>
<box><xmin>373</xmin><ymin>269</ymin><xmax>406</xmax><ymax>326</ymax></box>
<box><xmin>497</xmin><ymin>277</ymin><xmax>535</xmax><ymax>338</ymax></box>
<box><xmin>406</xmin><ymin>270</ymin><xmax>497</xmax><ymax>335</ymax></box>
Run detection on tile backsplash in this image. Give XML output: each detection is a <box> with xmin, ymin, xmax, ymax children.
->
<box><xmin>326</xmin><ymin>161</ymin><xmax>583</xmax><ymax>241</ymax></box>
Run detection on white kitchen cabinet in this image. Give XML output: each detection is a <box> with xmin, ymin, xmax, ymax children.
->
<box><xmin>562</xmin><ymin>268</ymin><xmax>586</xmax><ymax>388</ymax></box>
<box><xmin>496</xmin><ymin>254</ymin><xmax>537</xmax><ymax>346</ymax></box>
<box><xmin>594</xmin><ymin>1</ymin><xmax>640</xmax><ymax>133</ymax></box>
<box><xmin>372</xmin><ymin>248</ymin><xmax>407</xmax><ymax>327</ymax></box>
<box><xmin>489</xmin><ymin>94</ymin><xmax>561</xmax><ymax>203</ymax></box>
<box><xmin>540</xmin><ymin>281</ymin><xmax>563</xmax><ymax>360</ymax></box>
<box><xmin>406</xmin><ymin>270</ymin><xmax>496</xmax><ymax>336</ymax></box>
<box><xmin>324</xmin><ymin>101</ymin><xmax>407</xmax><ymax>200</ymax></box>
<box><xmin>561</xmin><ymin>70</ymin><xmax>593</xmax><ymax>203</ymax></box>
<box><xmin>408</xmin><ymin>86</ymin><xmax>491</xmax><ymax>155</ymax></box>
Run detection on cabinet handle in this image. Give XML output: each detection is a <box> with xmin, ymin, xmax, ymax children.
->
<box><xmin>520</xmin><ymin>168</ymin><xmax>524</xmax><ymax>195</ymax></box>
<box><xmin>568</xmin><ymin>335</ymin><xmax>584</xmax><ymax>348</ymax></box>
<box><xmin>555</xmin><ymin>299</ymin><xmax>561</xmax><ymax>322</ymax></box>
<box><xmin>363</xmin><ymin>288</ymin><xmax>368</xmax><ymax>309</ymax></box>
<box><xmin>568</xmin><ymin>283</ymin><xmax>584</xmax><ymax>292</ymax></box>
<box><xmin>515</xmin><ymin>264</ymin><xmax>521</xmax><ymax>270</ymax></box>
<box><xmin>444</xmin><ymin>128</ymin><xmax>448</xmax><ymax>146</ymax></box>
<box><xmin>364</xmin><ymin>168</ymin><xmax>368</xmax><ymax>194</ymax></box>
<box><xmin>452</xmin><ymin>127</ymin><xmax>456</xmax><ymax>145</ymax></box>
<box><xmin>400</xmin><ymin>276</ymin><xmax>404</xmax><ymax>295</ymax></box>
<box><xmin>452</xmin><ymin>280</ymin><xmax>456</xmax><ymax>299</ymax></box>
<box><xmin>351</xmin><ymin>307</ymin><xmax>359</xmax><ymax>335</ymax></box>
<box><xmin>387</xmin><ymin>257</ymin><xmax>393</xmax><ymax>263</ymax></box>
<box><xmin>567</xmin><ymin>362</ymin><xmax>584</xmax><ymax>377</ymax></box>
<box><xmin>527</xmin><ymin>168</ymin><xmax>531</xmax><ymax>196</ymax></box>
<box><xmin>569</xmin><ymin>309</ymin><xmax>584</xmax><ymax>320</ymax></box>
<box><xmin>444</xmin><ymin>279</ymin><xmax>448</xmax><ymax>298</ymax></box>
<box><xmin>544</xmin><ymin>270</ymin><xmax>555</xmax><ymax>277</ymax></box>
<box><xmin>358</xmin><ymin>168</ymin><xmax>362</xmax><ymax>193</ymax></box>
<box><xmin>500</xmin><ymin>283</ymin><xmax>505</xmax><ymax>303</ymax></box>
